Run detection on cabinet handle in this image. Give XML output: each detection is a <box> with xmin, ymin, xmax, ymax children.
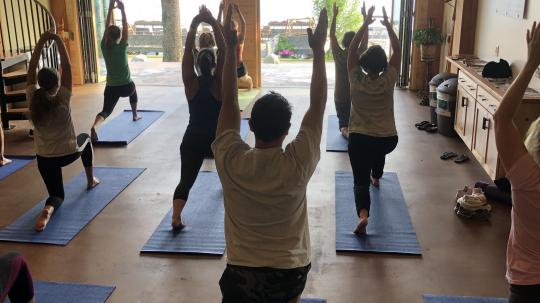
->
<box><xmin>482</xmin><ymin>117</ymin><xmax>490</xmax><ymax>130</ymax></box>
<box><xmin>461</xmin><ymin>97</ymin><xmax>468</xmax><ymax>107</ymax></box>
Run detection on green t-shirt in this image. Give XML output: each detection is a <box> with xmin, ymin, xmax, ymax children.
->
<box><xmin>101</xmin><ymin>40</ymin><xmax>131</xmax><ymax>86</ymax></box>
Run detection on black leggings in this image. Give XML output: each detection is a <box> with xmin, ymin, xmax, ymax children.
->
<box><xmin>36</xmin><ymin>134</ymin><xmax>93</xmax><ymax>209</ymax></box>
<box><xmin>348</xmin><ymin>133</ymin><xmax>398</xmax><ymax>216</ymax></box>
<box><xmin>510</xmin><ymin>284</ymin><xmax>540</xmax><ymax>303</ymax></box>
<box><xmin>0</xmin><ymin>253</ymin><xmax>34</xmax><ymax>303</ymax></box>
<box><xmin>98</xmin><ymin>82</ymin><xmax>138</xmax><ymax>119</ymax></box>
<box><xmin>173</xmin><ymin>132</ymin><xmax>214</xmax><ymax>201</ymax></box>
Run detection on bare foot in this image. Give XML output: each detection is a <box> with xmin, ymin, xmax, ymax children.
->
<box><xmin>340</xmin><ymin>127</ymin><xmax>349</xmax><ymax>139</ymax></box>
<box><xmin>354</xmin><ymin>216</ymin><xmax>368</xmax><ymax>235</ymax></box>
<box><xmin>87</xmin><ymin>177</ymin><xmax>100</xmax><ymax>190</ymax></box>
<box><xmin>371</xmin><ymin>176</ymin><xmax>380</xmax><ymax>188</ymax></box>
<box><xmin>35</xmin><ymin>206</ymin><xmax>54</xmax><ymax>232</ymax></box>
<box><xmin>172</xmin><ymin>199</ymin><xmax>186</xmax><ymax>231</ymax></box>
<box><xmin>0</xmin><ymin>157</ymin><xmax>12</xmax><ymax>166</ymax></box>
<box><xmin>90</xmin><ymin>127</ymin><xmax>99</xmax><ymax>142</ymax></box>
<box><xmin>133</xmin><ymin>115</ymin><xmax>142</xmax><ymax>121</ymax></box>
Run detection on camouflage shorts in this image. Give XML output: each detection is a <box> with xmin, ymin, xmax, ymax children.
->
<box><xmin>219</xmin><ymin>263</ymin><xmax>311</xmax><ymax>303</ymax></box>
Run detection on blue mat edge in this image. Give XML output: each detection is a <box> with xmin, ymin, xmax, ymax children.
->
<box><xmin>0</xmin><ymin>166</ymin><xmax>146</xmax><ymax>246</ymax></box>
<box><xmin>335</xmin><ymin>171</ymin><xmax>422</xmax><ymax>256</ymax></box>
<box><xmin>423</xmin><ymin>294</ymin><xmax>508</xmax><ymax>302</ymax></box>
<box><xmin>35</xmin><ymin>281</ymin><xmax>116</xmax><ymax>302</ymax></box>
<box><xmin>325</xmin><ymin>115</ymin><xmax>348</xmax><ymax>153</ymax></box>
<box><xmin>94</xmin><ymin>110</ymin><xmax>165</xmax><ymax>146</ymax></box>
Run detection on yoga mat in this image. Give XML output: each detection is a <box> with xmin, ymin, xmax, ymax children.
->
<box><xmin>424</xmin><ymin>294</ymin><xmax>507</xmax><ymax>303</ymax></box>
<box><xmin>301</xmin><ymin>298</ymin><xmax>327</xmax><ymax>303</ymax></box>
<box><xmin>0</xmin><ymin>156</ymin><xmax>34</xmax><ymax>181</ymax></box>
<box><xmin>6</xmin><ymin>281</ymin><xmax>115</xmax><ymax>303</ymax></box>
<box><xmin>335</xmin><ymin>171</ymin><xmax>421</xmax><ymax>255</ymax></box>
<box><xmin>0</xmin><ymin>167</ymin><xmax>145</xmax><ymax>245</ymax></box>
<box><xmin>240</xmin><ymin>118</ymin><xmax>250</xmax><ymax>140</ymax></box>
<box><xmin>238</xmin><ymin>89</ymin><xmax>260</xmax><ymax>111</ymax></box>
<box><xmin>95</xmin><ymin>110</ymin><xmax>164</xmax><ymax>145</ymax></box>
<box><xmin>326</xmin><ymin>115</ymin><xmax>348</xmax><ymax>152</ymax></box>
<box><xmin>141</xmin><ymin>171</ymin><xmax>225</xmax><ymax>255</ymax></box>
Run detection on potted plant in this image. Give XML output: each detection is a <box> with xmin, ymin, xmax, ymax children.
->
<box><xmin>413</xmin><ymin>27</ymin><xmax>444</xmax><ymax>61</ymax></box>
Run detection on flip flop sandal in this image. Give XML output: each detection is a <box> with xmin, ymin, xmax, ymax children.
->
<box><xmin>415</xmin><ymin>120</ymin><xmax>430</xmax><ymax>127</ymax></box>
<box><xmin>454</xmin><ymin>154</ymin><xmax>470</xmax><ymax>164</ymax></box>
<box><xmin>426</xmin><ymin>125</ymin><xmax>438</xmax><ymax>133</ymax></box>
<box><xmin>418</xmin><ymin>123</ymin><xmax>435</xmax><ymax>130</ymax></box>
<box><xmin>440</xmin><ymin>152</ymin><xmax>458</xmax><ymax>160</ymax></box>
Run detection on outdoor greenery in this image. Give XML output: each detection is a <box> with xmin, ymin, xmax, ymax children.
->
<box><xmin>313</xmin><ymin>0</ymin><xmax>363</xmax><ymax>41</ymax></box>
<box><xmin>413</xmin><ymin>27</ymin><xmax>444</xmax><ymax>46</ymax></box>
<box><xmin>275</xmin><ymin>35</ymin><xmax>297</xmax><ymax>57</ymax></box>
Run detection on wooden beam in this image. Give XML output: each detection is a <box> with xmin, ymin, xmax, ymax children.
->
<box><xmin>451</xmin><ymin>0</ymin><xmax>478</xmax><ymax>56</ymax></box>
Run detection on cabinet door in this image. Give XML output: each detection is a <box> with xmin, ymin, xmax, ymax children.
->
<box><xmin>464</xmin><ymin>93</ymin><xmax>476</xmax><ymax>148</ymax></box>
<box><xmin>455</xmin><ymin>86</ymin><xmax>475</xmax><ymax>147</ymax></box>
<box><xmin>473</xmin><ymin>103</ymin><xmax>490</xmax><ymax>164</ymax></box>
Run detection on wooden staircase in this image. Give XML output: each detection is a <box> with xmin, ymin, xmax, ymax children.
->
<box><xmin>0</xmin><ymin>0</ymin><xmax>57</xmax><ymax>129</ymax></box>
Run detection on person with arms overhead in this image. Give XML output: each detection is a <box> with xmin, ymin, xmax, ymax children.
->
<box><xmin>171</xmin><ymin>6</ymin><xmax>226</xmax><ymax>230</ymax></box>
<box><xmin>493</xmin><ymin>21</ymin><xmax>540</xmax><ymax>303</ymax></box>
<box><xmin>90</xmin><ymin>0</ymin><xmax>140</xmax><ymax>142</ymax></box>
<box><xmin>212</xmin><ymin>5</ymin><xmax>328</xmax><ymax>302</ymax></box>
<box><xmin>346</xmin><ymin>6</ymin><xmax>401</xmax><ymax>234</ymax></box>
<box><xmin>27</xmin><ymin>32</ymin><xmax>99</xmax><ymax>232</ymax></box>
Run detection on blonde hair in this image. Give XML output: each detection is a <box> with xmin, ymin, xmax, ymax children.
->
<box><xmin>525</xmin><ymin>116</ymin><xmax>540</xmax><ymax>165</ymax></box>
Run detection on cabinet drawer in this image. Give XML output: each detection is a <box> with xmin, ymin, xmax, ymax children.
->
<box><xmin>476</xmin><ymin>86</ymin><xmax>500</xmax><ymax>116</ymax></box>
<box><xmin>458</xmin><ymin>70</ymin><xmax>478</xmax><ymax>97</ymax></box>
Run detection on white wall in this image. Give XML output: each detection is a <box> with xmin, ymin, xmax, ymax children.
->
<box><xmin>475</xmin><ymin>0</ymin><xmax>540</xmax><ymax>89</ymax></box>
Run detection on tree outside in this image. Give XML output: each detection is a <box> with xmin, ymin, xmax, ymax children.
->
<box><xmin>161</xmin><ymin>0</ymin><xmax>182</xmax><ymax>62</ymax></box>
<box><xmin>313</xmin><ymin>0</ymin><xmax>363</xmax><ymax>42</ymax></box>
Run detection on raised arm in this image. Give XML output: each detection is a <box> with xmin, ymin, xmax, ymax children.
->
<box><xmin>117</xmin><ymin>1</ymin><xmax>129</xmax><ymax>44</ymax></box>
<box><xmin>103</xmin><ymin>0</ymin><xmax>116</xmax><ymax>39</ymax></box>
<box><xmin>235</xmin><ymin>4</ymin><xmax>246</xmax><ymax>44</ymax></box>
<box><xmin>51</xmin><ymin>34</ymin><xmax>72</xmax><ymax>90</ymax></box>
<box><xmin>330</xmin><ymin>2</ymin><xmax>343</xmax><ymax>55</ymax></box>
<box><xmin>27</xmin><ymin>33</ymin><xmax>51</xmax><ymax>86</ymax></box>
<box><xmin>494</xmin><ymin>21</ymin><xmax>540</xmax><ymax>171</ymax></box>
<box><xmin>348</xmin><ymin>6</ymin><xmax>374</xmax><ymax>73</ymax></box>
<box><xmin>217</xmin><ymin>2</ymin><xmax>224</xmax><ymax>25</ymax></box>
<box><xmin>358</xmin><ymin>2</ymin><xmax>369</xmax><ymax>55</ymax></box>
<box><xmin>381</xmin><ymin>6</ymin><xmax>401</xmax><ymax>71</ymax></box>
<box><xmin>200</xmin><ymin>8</ymin><xmax>226</xmax><ymax>80</ymax></box>
<box><xmin>182</xmin><ymin>14</ymin><xmax>202</xmax><ymax>96</ymax></box>
<box><xmin>216</xmin><ymin>4</ymin><xmax>240</xmax><ymax>136</ymax></box>
<box><xmin>299</xmin><ymin>8</ymin><xmax>328</xmax><ymax>133</ymax></box>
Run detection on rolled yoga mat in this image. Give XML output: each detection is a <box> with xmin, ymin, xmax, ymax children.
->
<box><xmin>95</xmin><ymin>110</ymin><xmax>164</xmax><ymax>145</ymax></box>
<box><xmin>0</xmin><ymin>167</ymin><xmax>145</xmax><ymax>245</ymax></box>
<box><xmin>6</xmin><ymin>281</ymin><xmax>115</xmax><ymax>303</ymax></box>
<box><xmin>424</xmin><ymin>294</ymin><xmax>507</xmax><ymax>303</ymax></box>
<box><xmin>335</xmin><ymin>171</ymin><xmax>421</xmax><ymax>255</ymax></box>
<box><xmin>300</xmin><ymin>298</ymin><xmax>327</xmax><ymax>303</ymax></box>
<box><xmin>0</xmin><ymin>156</ymin><xmax>34</xmax><ymax>181</ymax></box>
<box><xmin>141</xmin><ymin>171</ymin><xmax>225</xmax><ymax>255</ymax></box>
<box><xmin>326</xmin><ymin>115</ymin><xmax>348</xmax><ymax>152</ymax></box>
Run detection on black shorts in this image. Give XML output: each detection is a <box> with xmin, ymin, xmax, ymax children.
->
<box><xmin>237</xmin><ymin>61</ymin><xmax>247</xmax><ymax>78</ymax></box>
<box><xmin>219</xmin><ymin>263</ymin><xmax>311</xmax><ymax>303</ymax></box>
<box><xmin>99</xmin><ymin>82</ymin><xmax>138</xmax><ymax>119</ymax></box>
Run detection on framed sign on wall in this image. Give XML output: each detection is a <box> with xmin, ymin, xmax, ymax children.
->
<box><xmin>495</xmin><ymin>0</ymin><xmax>527</xmax><ymax>20</ymax></box>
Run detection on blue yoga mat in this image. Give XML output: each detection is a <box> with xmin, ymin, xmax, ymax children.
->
<box><xmin>0</xmin><ymin>167</ymin><xmax>144</xmax><ymax>245</ymax></box>
<box><xmin>335</xmin><ymin>171</ymin><xmax>421</xmax><ymax>255</ymax></box>
<box><xmin>141</xmin><ymin>171</ymin><xmax>225</xmax><ymax>255</ymax></box>
<box><xmin>301</xmin><ymin>298</ymin><xmax>327</xmax><ymax>303</ymax></box>
<box><xmin>96</xmin><ymin>110</ymin><xmax>164</xmax><ymax>145</ymax></box>
<box><xmin>7</xmin><ymin>281</ymin><xmax>115</xmax><ymax>303</ymax></box>
<box><xmin>326</xmin><ymin>115</ymin><xmax>348</xmax><ymax>152</ymax></box>
<box><xmin>0</xmin><ymin>156</ymin><xmax>34</xmax><ymax>181</ymax></box>
<box><xmin>240</xmin><ymin>118</ymin><xmax>250</xmax><ymax>140</ymax></box>
<box><xmin>424</xmin><ymin>294</ymin><xmax>507</xmax><ymax>303</ymax></box>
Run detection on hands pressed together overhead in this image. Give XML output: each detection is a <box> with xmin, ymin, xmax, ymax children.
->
<box><xmin>308</xmin><ymin>8</ymin><xmax>328</xmax><ymax>53</ymax></box>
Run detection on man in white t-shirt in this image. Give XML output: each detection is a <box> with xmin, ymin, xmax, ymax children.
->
<box><xmin>212</xmin><ymin>5</ymin><xmax>328</xmax><ymax>303</ymax></box>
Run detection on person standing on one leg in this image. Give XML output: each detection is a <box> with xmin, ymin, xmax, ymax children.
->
<box><xmin>346</xmin><ymin>6</ymin><xmax>401</xmax><ymax>234</ymax></box>
<box><xmin>0</xmin><ymin>253</ymin><xmax>35</xmax><ymax>303</ymax></box>
<box><xmin>493</xmin><ymin>21</ymin><xmax>540</xmax><ymax>303</ymax></box>
<box><xmin>213</xmin><ymin>5</ymin><xmax>328</xmax><ymax>302</ymax></box>
<box><xmin>330</xmin><ymin>2</ymin><xmax>365</xmax><ymax>138</ymax></box>
<box><xmin>27</xmin><ymin>32</ymin><xmax>100</xmax><ymax>232</ymax></box>
<box><xmin>90</xmin><ymin>0</ymin><xmax>140</xmax><ymax>142</ymax></box>
<box><xmin>171</xmin><ymin>7</ymin><xmax>226</xmax><ymax>230</ymax></box>
<box><xmin>0</xmin><ymin>123</ymin><xmax>11</xmax><ymax>166</ymax></box>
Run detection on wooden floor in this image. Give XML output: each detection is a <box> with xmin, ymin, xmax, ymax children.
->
<box><xmin>0</xmin><ymin>84</ymin><xmax>511</xmax><ymax>302</ymax></box>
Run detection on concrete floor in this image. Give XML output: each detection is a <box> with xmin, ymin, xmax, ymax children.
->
<box><xmin>0</xmin><ymin>80</ymin><xmax>512</xmax><ymax>302</ymax></box>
